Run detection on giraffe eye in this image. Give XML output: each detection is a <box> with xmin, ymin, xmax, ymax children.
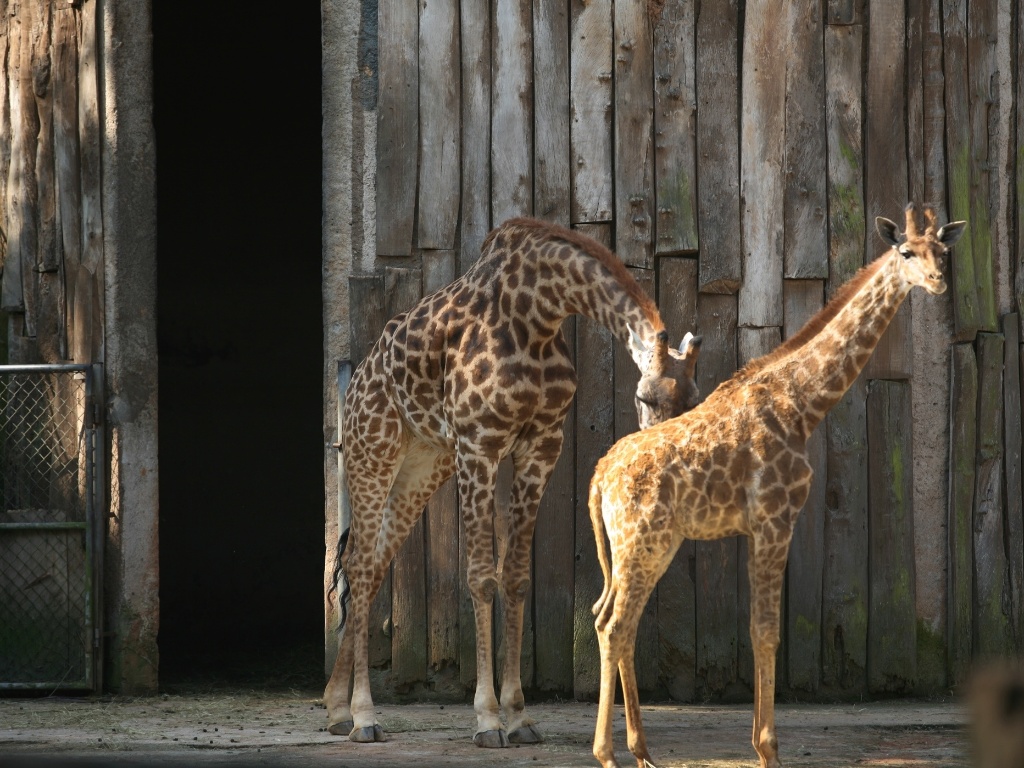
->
<box><xmin>635</xmin><ymin>394</ymin><xmax>658</xmax><ymax>408</ymax></box>
<box><xmin>898</xmin><ymin>246</ymin><xmax>913</xmax><ymax>258</ymax></box>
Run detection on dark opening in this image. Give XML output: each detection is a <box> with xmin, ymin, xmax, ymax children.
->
<box><xmin>153</xmin><ymin>5</ymin><xmax>324</xmax><ymax>688</ymax></box>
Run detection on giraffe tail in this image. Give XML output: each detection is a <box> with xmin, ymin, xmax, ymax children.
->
<box><xmin>328</xmin><ymin>527</ymin><xmax>352</xmax><ymax>633</ymax></box>
<box><xmin>589</xmin><ymin>476</ymin><xmax>615</xmax><ymax>622</ymax></box>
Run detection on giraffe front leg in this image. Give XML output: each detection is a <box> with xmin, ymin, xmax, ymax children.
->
<box><xmin>748</xmin><ymin>535</ymin><xmax>788</xmax><ymax>768</ymax></box>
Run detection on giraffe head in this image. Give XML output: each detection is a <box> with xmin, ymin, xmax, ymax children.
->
<box><xmin>628</xmin><ymin>329</ymin><xmax>702</xmax><ymax>429</ymax></box>
<box><xmin>875</xmin><ymin>203</ymin><xmax>967</xmax><ymax>296</ymax></box>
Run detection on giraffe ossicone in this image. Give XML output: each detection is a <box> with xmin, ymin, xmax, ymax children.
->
<box><xmin>323</xmin><ymin>217</ymin><xmax>702</xmax><ymax>748</ymax></box>
<box><xmin>588</xmin><ymin>203</ymin><xmax>965</xmax><ymax>768</ymax></box>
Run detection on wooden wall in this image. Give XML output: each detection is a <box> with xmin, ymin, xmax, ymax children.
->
<box><xmin>325</xmin><ymin>0</ymin><xmax>1024</xmax><ymax>701</ymax></box>
<box><xmin>0</xmin><ymin>0</ymin><xmax>103</xmax><ymax>366</ymax></box>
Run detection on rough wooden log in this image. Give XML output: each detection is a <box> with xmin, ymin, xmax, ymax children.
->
<box><xmin>784</xmin><ymin>281</ymin><xmax>825</xmax><ymax>693</ymax></box>
<box><xmin>459</xmin><ymin>0</ymin><xmax>491</xmax><ymax>274</ymax></box>
<box><xmin>416</xmin><ymin>0</ymin><xmax>459</xmax><ymax>250</ymax></box>
<box><xmin>572</xmin><ymin>223</ymin><xmax>614</xmax><ymax>701</ymax></box>
<box><xmin>947</xmin><ymin>343</ymin><xmax>977</xmax><ymax>687</ymax></box>
<box><xmin>570</xmin><ymin>0</ymin><xmax>612</xmax><ymax>225</ymax></box>
<box><xmin>533</xmin><ymin>0</ymin><xmax>569</xmax><ymax>224</ymax></box>
<box><xmin>738</xmin><ymin>0</ymin><xmax>786</xmax><ymax>327</ymax></box>
<box><xmin>867</xmin><ymin>380</ymin><xmax>917</xmax><ymax>693</ymax></box>
<box><xmin>694</xmin><ymin>0</ymin><xmax>740</xmax><ymax>293</ymax></box>
<box><xmin>653</xmin><ymin>0</ymin><xmax>697</xmax><ymax>255</ymax></box>
<box><xmin>491</xmin><ymin>0</ymin><xmax>532</xmax><ymax>223</ymax></box>
<box><xmin>613</xmin><ymin>0</ymin><xmax>653</xmax><ymax>267</ymax></box>
<box><xmin>783</xmin><ymin>0</ymin><xmax>827</xmax><ymax>279</ymax></box>
<box><xmin>376</xmin><ymin>0</ymin><xmax>418</xmax><ymax>256</ymax></box>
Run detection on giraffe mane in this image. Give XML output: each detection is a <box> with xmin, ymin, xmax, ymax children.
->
<box><xmin>490</xmin><ymin>217</ymin><xmax>665</xmax><ymax>332</ymax></box>
<box><xmin>738</xmin><ymin>256</ymin><xmax>888</xmax><ymax>377</ymax></box>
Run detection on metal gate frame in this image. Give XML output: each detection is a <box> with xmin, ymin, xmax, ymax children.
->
<box><xmin>0</xmin><ymin>363</ymin><xmax>104</xmax><ymax>692</ymax></box>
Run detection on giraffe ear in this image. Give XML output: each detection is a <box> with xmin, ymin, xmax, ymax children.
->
<box><xmin>627</xmin><ymin>326</ymin><xmax>653</xmax><ymax>369</ymax></box>
<box><xmin>679</xmin><ymin>332</ymin><xmax>702</xmax><ymax>376</ymax></box>
<box><xmin>937</xmin><ymin>220</ymin><xmax>967</xmax><ymax>247</ymax></box>
<box><xmin>875</xmin><ymin>216</ymin><xmax>903</xmax><ymax>247</ymax></box>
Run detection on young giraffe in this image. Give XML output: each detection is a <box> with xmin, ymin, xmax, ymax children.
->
<box><xmin>325</xmin><ymin>217</ymin><xmax>703</xmax><ymax>748</ymax></box>
<box><xmin>587</xmin><ymin>204</ymin><xmax>966</xmax><ymax>768</ymax></box>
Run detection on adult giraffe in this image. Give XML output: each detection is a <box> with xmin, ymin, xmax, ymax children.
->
<box><xmin>326</xmin><ymin>217</ymin><xmax>703</xmax><ymax>747</ymax></box>
<box><xmin>587</xmin><ymin>204</ymin><xmax>965</xmax><ymax>768</ymax></box>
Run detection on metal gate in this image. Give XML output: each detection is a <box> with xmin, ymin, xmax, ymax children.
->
<box><xmin>0</xmin><ymin>364</ymin><xmax>103</xmax><ymax>692</ymax></box>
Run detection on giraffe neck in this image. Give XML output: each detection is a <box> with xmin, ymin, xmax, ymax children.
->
<box><xmin>480</xmin><ymin>222</ymin><xmax>664</xmax><ymax>346</ymax></box>
<box><xmin>769</xmin><ymin>251</ymin><xmax>909</xmax><ymax>435</ymax></box>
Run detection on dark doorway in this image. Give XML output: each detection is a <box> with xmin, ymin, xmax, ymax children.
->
<box><xmin>153</xmin><ymin>5</ymin><xmax>324</xmax><ymax>687</ymax></box>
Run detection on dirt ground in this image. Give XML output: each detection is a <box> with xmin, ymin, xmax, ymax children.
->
<box><xmin>0</xmin><ymin>690</ymin><xmax>970</xmax><ymax>767</ymax></box>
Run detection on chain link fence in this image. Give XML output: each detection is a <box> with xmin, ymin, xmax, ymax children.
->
<box><xmin>0</xmin><ymin>365</ymin><xmax>102</xmax><ymax>691</ymax></box>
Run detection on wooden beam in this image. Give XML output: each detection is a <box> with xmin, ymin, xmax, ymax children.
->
<box><xmin>459</xmin><ymin>0</ymin><xmax>492</xmax><ymax>273</ymax></box>
<box><xmin>1002</xmin><ymin>316</ymin><xmax>1023</xmax><ymax>649</ymax></box>
<box><xmin>491</xmin><ymin>0</ymin><xmax>533</xmax><ymax>223</ymax></box>
<box><xmin>533</xmin><ymin>0</ymin><xmax>570</xmax><ymax>224</ymax></box>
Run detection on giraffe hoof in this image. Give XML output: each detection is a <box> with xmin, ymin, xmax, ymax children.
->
<box><xmin>328</xmin><ymin>719</ymin><xmax>354</xmax><ymax>736</ymax></box>
<box><xmin>508</xmin><ymin>724</ymin><xmax>544</xmax><ymax>744</ymax></box>
<box><xmin>473</xmin><ymin>728</ymin><xmax>509</xmax><ymax>748</ymax></box>
<box><xmin>349</xmin><ymin>724</ymin><xmax>386</xmax><ymax>743</ymax></box>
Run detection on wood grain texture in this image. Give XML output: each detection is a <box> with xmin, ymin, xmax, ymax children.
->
<box><xmin>695</xmin><ymin>0</ymin><xmax>740</xmax><ymax>293</ymax></box>
<box><xmin>973</xmin><ymin>332</ymin><xmax>1012</xmax><ymax>657</ymax></box>
<box><xmin>783</xmin><ymin>281</ymin><xmax>825</xmax><ymax>693</ymax></box>
<box><xmin>459</xmin><ymin>0</ymin><xmax>491</xmax><ymax>274</ymax></box>
<box><xmin>570</xmin><ymin>0</ymin><xmax>612</xmax><ymax>224</ymax></box>
<box><xmin>738</xmin><ymin>0</ymin><xmax>786</xmax><ymax>327</ymax></box>
<box><xmin>534</xmin><ymin>0</ymin><xmax>570</xmax><ymax>224</ymax></box>
<box><xmin>1002</xmin><ymin>316</ymin><xmax>1023</xmax><ymax>650</ymax></box>
<box><xmin>376</xmin><ymin>0</ymin><xmax>418</xmax><ymax>256</ymax></box>
<box><xmin>572</xmin><ymin>224</ymin><xmax>614</xmax><ymax>700</ymax></box>
<box><xmin>653</xmin><ymin>0</ymin><xmax>698</xmax><ymax>254</ymax></box>
<box><xmin>2</xmin><ymin>4</ymin><xmax>27</xmax><ymax>313</ymax></box>
<box><xmin>417</xmin><ymin>0</ymin><xmax>460</xmax><ymax>250</ymax></box>
<box><xmin>942</xmin><ymin>0</ymin><xmax>980</xmax><ymax>340</ymax></box>
<box><xmin>863</xmin><ymin>0</ymin><xmax>910</xmax><ymax>379</ymax></box>
<box><xmin>54</xmin><ymin>7</ymin><xmax>80</xmax><ymax>357</ymax></box>
<box><xmin>920</xmin><ymin>0</ymin><xmax>947</xmax><ymax>214</ymax></box>
<box><xmin>656</xmin><ymin>256</ymin><xmax>698</xmax><ymax>700</ymax></box>
<box><xmin>826</xmin><ymin>0</ymin><xmax>861</xmax><ymax>24</ymax></box>
<box><xmin>78</xmin><ymin>0</ymin><xmax>102</xmax><ymax>352</ymax></box>
<box><xmin>783</xmin><ymin>0</ymin><xmax>827</xmax><ymax>279</ymax></box>
<box><xmin>866</xmin><ymin>380</ymin><xmax>917</xmax><ymax>693</ymax></box>
<box><xmin>492</xmin><ymin>0</ymin><xmax>533</xmax><ymax>223</ymax></box>
<box><xmin>613</xmin><ymin>0</ymin><xmax>654</xmax><ymax>267</ymax></box>
<box><xmin>947</xmin><ymin>343</ymin><xmax>977</xmax><ymax>686</ymax></box>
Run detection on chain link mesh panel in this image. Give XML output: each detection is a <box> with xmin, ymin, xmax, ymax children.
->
<box><xmin>0</xmin><ymin>366</ymin><xmax>99</xmax><ymax>691</ymax></box>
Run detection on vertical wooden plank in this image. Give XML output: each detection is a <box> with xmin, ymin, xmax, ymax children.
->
<box><xmin>78</xmin><ymin>0</ymin><xmax>102</xmax><ymax>355</ymax></box>
<box><xmin>347</xmin><ymin>274</ymin><xmax>392</xmax><ymax>670</ymax></box>
<box><xmin>386</xmin><ymin>267</ymin><xmax>428</xmax><ymax>688</ymax></box>
<box><xmin>570</xmin><ymin>0</ymin><xmax>612</xmax><ymax>225</ymax></box>
<box><xmin>821</xmin><ymin>21</ymin><xmax>868</xmax><ymax>697</ymax></box>
<box><xmin>54</xmin><ymin>6</ymin><xmax>80</xmax><ymax>357</ymax></box>
<box><xmin>422</xmin><ymin>252</ymin><xmax>460</xmax><ymax>691</ymax></box>
<box><xmin>735</xmin><ymin>326</ymin><xmax>780</xmax><ymax>692</ymax></box>
<box><xmin>613</xmin><ymin>266</ymin><xmax>658</xmax><ymax>691</ymax></box>
<box><xmin>572</xmin><ymin>223</ymin><xmax>614</xmax><ymax>701</ymax></box>
<box><xmin>826</xmin><ymin>0</ymin><xmax>861</xmax><ymax>24</ymax></box>
<box><xmin>533</xmin><ymin>319</ymin><xmax>575</xmax><ymax>693</ymax></box>
<box><xmin>783</xmin><ymin>0</ymin><xmax>827</xmax><ymax>279</ymax></box>
<box><xmin>459</xmin><ymin>0</ymin><xmax>491</xmax><ymax>274</ymax></box>
<box><xmin>947</xmin><ymin>343</ymin><xmax>976</xmax><ymax>687</ymax></box>
<box><xmin>0</xmin><ymin>5</ymin><xmax>9</xmax><ymax>246</ymax></box>
<box><xmin>695</xmin><ymin>0</ymin><xmax>740</xmax><ymax>293</ymax></box>
<box><xmin>973</xmin><ymin>332</ymin><xmax>1013</xmax><ymax>657</ymax></box>
<box><xmin>376</xmin><ymin>0</ymin><xmax>417</xmax><ymax>256</ymax></box>
<box><xmin>867</xmin><ymin>381</ymin><xmax>917</xmax><ymax>693</ymax></box>
<box><xmin>3</xmin><ymin>3</ymin><xmax>27</xmax><ymax>314</ymax></box>
<box><xmin>613</xmin><ymin>0</ymin><xmax>654</xmax><ymax>268</ymax></box>
<box><xmin>695</xmin><ymin>293</ymin><xmax>740</xmax><ymax>697</ymax></box>
<box><xmin>965</xmin><ymin>0</ymin><xmax>998</xmax><ymax>332</ymax></box>
<box><xmin>783</xmin><ymin>280</ymin><xmax>825</xmax><ymax>693</ymax></box>
<box><xmin>417</xmin><ymin>0</ymin><xmax>459</xmax><ymax>250</ymax></box>
<box><xmin>492</xmin><ymin>0</ymin><xmax>532</xmax><ymax>223</ymax></box>
<box><xmin>653</xmin><ymin>0</ymin><xmax>697</xmax><ymax>254</ymax></box>
<box><xmin>1018</xmin><ymin>0</ymin><xmax>1024</xmax><ymax>339</ymax></box>
<box><xmin>921</xmin><ymin>0</ymin><xmax>946</xmax><ymax>213</ymax></box>
<box><xmin>533</xmin><ymin>0</ymin><xmax>570</xmax><ymax>224</ymax></box>
<box><xmin>34</xmin><ymin>2</ymin><xmax>60</xmax><ymax>361</ymax></box>
<box><xmin>1002</xmin><ymin>316</ymin><xmax>1023</xmax><ymax>650</ymax></box>
<box><xmin>906</xmin><ymin>0</ymin><xmax>924</xmax><ymax>208</ymax></box>
<box><xmin>656</xmin><ymin>256</ymin><xmax>698</xmax><ymax>700</ymax></box>
<box><xmin>943</xmin><ymin>0</ymin><xmax>980</xmax><ymax>340</ymax></box>
<box><xmin>863</xmin><ymin>0</ymin><xmax>910</xmax><ymax>379</ymax></box>
<box><xmin>824</xmin><ymin>24</ymin><xmax>864</xmax><ymax>292</ymax></box>
<box><xmin>738</xmin><ymin>0</ymin><xmax>785</xmax><ymax>327</ymax></box>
